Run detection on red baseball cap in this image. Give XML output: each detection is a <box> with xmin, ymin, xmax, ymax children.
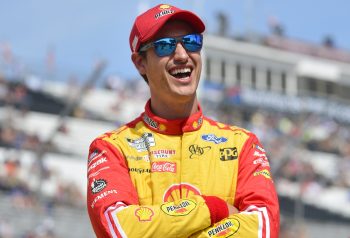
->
<box><xmin>129</xmin><ymin>4</ymin><xmax>205</xmax><ymax>52</ymax></box>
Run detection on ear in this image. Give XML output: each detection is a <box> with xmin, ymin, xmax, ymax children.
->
<box><xmin>131</xmin><ymin>52</ymin><xmax>147</xmax><ymax>75</ymax></box>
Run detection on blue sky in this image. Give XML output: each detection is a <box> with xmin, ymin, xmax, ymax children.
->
<box><xmin>0</xmin><ymin>0</ymin><xmax>349</xmax><ymax>81</ymax></box>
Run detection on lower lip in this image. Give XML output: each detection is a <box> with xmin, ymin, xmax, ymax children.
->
<box><xmin>174</xmin><ymin>75</ymin><xmax>191</xmax><ymax>84</ymax></box>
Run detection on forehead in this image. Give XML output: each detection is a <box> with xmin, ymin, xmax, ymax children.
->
<box><xmin>153</xmin><ymin>20</ymin><xmax>195</xmax><ymax>39</ymax></box>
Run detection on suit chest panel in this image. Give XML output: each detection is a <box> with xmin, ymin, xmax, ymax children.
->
<box><xmin>118</xmin><ymin>126</ymin><xmax>247</xmax><ymax>205</ymax></box>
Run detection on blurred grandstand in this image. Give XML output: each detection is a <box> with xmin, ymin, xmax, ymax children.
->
<box><xmin>1</xmin><ymin>31</ymin><xmax>350</xmax><ymax>237</ymax></box>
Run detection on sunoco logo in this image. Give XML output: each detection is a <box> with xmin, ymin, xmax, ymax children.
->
<box><xmin>161</xmin><ymin>199</ymin><xmax>196</xmax><ymax>216</ymax></box>
<box><xmin>254</xmin><ymin>169</ymin><xmax>272</xmax><ymax>180</ymax></box>
<box><xmin>207</xmin><ymin>218</ymin><xmax>240</xmax><ymax>237</ymax></box>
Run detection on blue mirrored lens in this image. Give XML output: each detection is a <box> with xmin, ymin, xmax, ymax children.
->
<box><xmin>182</xmin><ymin>34</ymin><xmax>203</xmax><ymax>52</ymax></box>
<box><xmin>152</xmin><ymin>34</ymin><xmax>203</xmax><ymax>57</ymax></box>
<box><xmin>154</xmin><ymin>38</ymin><xmax>176</xmax><ymax>57</ymax></box>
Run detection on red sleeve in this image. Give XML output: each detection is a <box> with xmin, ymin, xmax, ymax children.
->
<box><xmin>87</xmin><ymin>138</ymin><xmax>139</xmax><ymax>238</ymax></box>
<box><xmin>234</xmin><ymin>134</ymin><xmax>280</xmax><ymax>238</ymax></box>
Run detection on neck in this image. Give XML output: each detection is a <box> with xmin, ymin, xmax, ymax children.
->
<box><xmin>150</xmin><ymin>95</ymin><xmax>199</xmax><ymax>120</ymax></box>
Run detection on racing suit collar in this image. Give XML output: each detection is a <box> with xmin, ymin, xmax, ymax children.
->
<box><xmin>142</xmin><ymin>99</ymin><xmax>203</xmax><ymax>135</ymax></box>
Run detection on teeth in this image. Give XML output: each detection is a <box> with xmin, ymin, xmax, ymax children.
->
<box><xmin>170</xmin><ymin>68</ymin><xmax>191</xmax><ymax>76</ymax></box>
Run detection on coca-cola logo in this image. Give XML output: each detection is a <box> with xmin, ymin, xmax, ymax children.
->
<box><xmin>151</xmin><ymin>162</ymin><xmax>176</xmax><ymax>173</ymax></box>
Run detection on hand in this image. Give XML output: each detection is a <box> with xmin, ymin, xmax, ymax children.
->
<box><xmin>227</xmin><ymin>203</ymin><xmax>239</xmax><ymax>215</ymax></box>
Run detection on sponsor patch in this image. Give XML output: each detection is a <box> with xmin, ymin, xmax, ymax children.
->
<box><xmin>91</xmin><ymin>179</ymin><xmax>107</xmax><ymax>194</ymax></box>
<box><xmin>155</xmin><ymin>7</ymin><xmax>175</xmax><ymax>19</ymax></box>
<box><xmin>253</xmin><ymin>158</ymin><xmax>270</xmax><ymax>167</ymax></box>
<box><xmin>220</xmin><ymin>147</ymin><xmax>238</xmax><ymax>161</ymax></box>
<box><xmin>88</xmin><ymin>150</ymin><xmax>99</xmax><ymax>162</ymax></box>
<box><xmin>202</xmin><ymin>134</ymin><xmax>228</xmax><ymax>144</ymax></box>
<box><xmin>90</xmin><ymin>189</ymin><xmax>117</xmax><ymax>208</ymax></box>
<box><xmin>188</xmin><ymin>145</ymin><xmax>211</xmax><ymax>159</ymax></box>
<box><xmin>129</xmin><ymin>167</ymin><xmax>151</xmax><ymax>174</ymax></box>
<box><xmin>151</xmin><ymin>149</ymin><xmax>176</xmax><ymax>159</ymax></box>
<box><xmin>88</xmin><ymin>157</ymin><xmax>108</xmax><ymax>172</ymax></box>
<box><xmin>161</xmin><ymin>199</ymin><xmax>196</xmax><ymax>216</ymax></box>
<box><xmin>252</xmin><ymin>147</ymin><xmax>270</xmax><ymax>167</ymax></box>
<box><xmin>135</xmin><ymin>207</ymin><xmax>154</xmax><ymax>222</ymax></box>
<box><xmin>88</xmin><ymin>166</ymin><xmax>110</xmax><ymax>178</ymax></box>
<box><xmin>126</xmin><ymin>155</ymin><xmax>150</xmax><ymax>162</ymax></box>
<box><xmin>126</xmin><ymin>133</ymin><xmax>155</xmax><ymax>152</ymax></box>
<box><xmin>151</xmin><ymin>162</ymin><xmax>176</xmax><ymax>173</ymax></box>
<box><xmin>207</xmin><ymin>218</ymin><xmax>240</xmax><ymax>237</ymax></box>
<box><xmin>88</xmin><ymin>150</ymin><xmax>106</xmax><ymax>164</ymax></box>
<box><xmin>254</xmin><ymin>144</ymin><xmax>266</xmax><ymax>153</ymax></box>
<box><xmin>254</xmin><ymin>169</ymin><xmax>272</xmax><ymax>180</ymax></box>
<box><xmin>143</xmin><ymin>114</ymin><xmax>158</xmax><ymax>130</ymax></box>
<box><xmin>163</xmin><ymin>183</ymin><xmax>201</xmax><ymax>202</ymax></box>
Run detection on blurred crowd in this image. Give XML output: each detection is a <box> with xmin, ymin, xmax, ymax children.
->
<box><xmin>1</xmin><ymin>72</ymin><xmax>350</xmax><ymax>237</ymax></box>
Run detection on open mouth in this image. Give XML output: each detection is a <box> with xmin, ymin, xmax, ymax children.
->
<box><xmin>169</xmin><ymin>67</ymin><xmax>192</xmax><ymax>79</ymax></box>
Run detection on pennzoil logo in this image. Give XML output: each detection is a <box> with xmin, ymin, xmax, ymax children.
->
<box><xmin>220</xmin><ymin>147</ymin><xmax>238</xmax><ymax>161</ymax></box>
<box><xmin>254</xmin><ymin>169</ymin><xmax>272</xmax><ymax>180</ymax></box>
<box><xmin>155</xmin><ymin>4</ymin><xmax>175</xmax><ymax>19</ymax></box>
<box><xmin>135</xmin><ymin>207</ymin><xmax>154</xmax><ymax>222</ymax></box>
<box><xmin>207</xmin><ymin>218</ymin><xmax>240</xmax><ymax>237</ymax></box>
<box><xmin>161</xmin><ymin>199</ymin><xmax>197</xmax><ymax>216</ymax></box>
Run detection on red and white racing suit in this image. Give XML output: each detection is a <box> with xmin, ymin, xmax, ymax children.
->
<box><xmin>87</xmin><ymin>100</ymin><xmax>280</xmax><ymax>238</ymax></box>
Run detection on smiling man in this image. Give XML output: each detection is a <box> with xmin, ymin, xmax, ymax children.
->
<box><xmin>87</xmin><ymin>4</ymin><xmax>280</xmax><ymax>238</ymax></box>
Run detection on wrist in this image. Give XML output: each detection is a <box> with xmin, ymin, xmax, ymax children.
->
<box><xmin>202</xmin><ymin>195</ymin><xmax>229</xmax><ymax>225</ymax></box>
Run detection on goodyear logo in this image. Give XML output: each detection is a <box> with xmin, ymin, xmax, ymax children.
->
<box><xmin>161</xmin><ymin>199</ymin><xmax>196</xmax><ymax>216</ymax></box>
<box><xmin>254</xmin><ymin>169</ymin><xmax>272</xmax><ymax>179</ymax></box>
<box><xmin>207</xmin><ymin>218</ymin><xmax>240</xmax><ymax>237</ymax></box>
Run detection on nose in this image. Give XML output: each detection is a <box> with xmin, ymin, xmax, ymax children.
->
<box><xmin>173</xmin><ymin>42</ymin><xmax>189</xmax><ymax>62</ymax></box>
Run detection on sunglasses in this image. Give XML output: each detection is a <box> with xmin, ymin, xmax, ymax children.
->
<box><xmin>139</xmin><ymin>33</ymin><xmax>203</xmax><ymax>57</ymax></box>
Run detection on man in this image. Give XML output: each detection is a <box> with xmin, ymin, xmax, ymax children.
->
<box><xmin>87</xmin><ymin>3</ymin><xmax>279</xmax><ymax>238</ymax></box>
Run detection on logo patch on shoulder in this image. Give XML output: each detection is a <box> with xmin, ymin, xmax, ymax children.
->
<box><xmin>91</xmin><ymin>179</ymin><xmax>107</xmax><ymax>194</ymax></box>
<box><xmin>254</xmin><ymin>169</ymin><xmax>272</xmax><ymax>180</ymax></box>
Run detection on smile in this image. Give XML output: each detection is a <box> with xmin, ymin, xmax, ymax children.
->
<box><xmin>169</xmin><ymin>67</ymin><xmax>192</xmax><ymax>79</ymax></box>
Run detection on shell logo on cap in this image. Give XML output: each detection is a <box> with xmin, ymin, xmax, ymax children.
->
<box><xmin>159</xmin><ymin>4</ymin><xmax>172</xmax><ymax>10</ymax></box>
